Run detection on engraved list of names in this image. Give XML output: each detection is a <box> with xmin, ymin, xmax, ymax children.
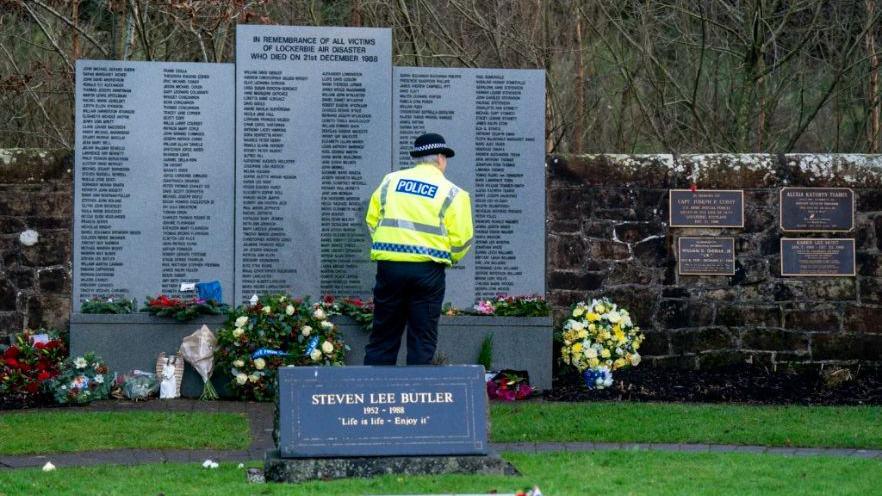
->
<box><xmin>393</xmin><ymin>67</ymin><xmax>545</xmax><ymax>307</ymax></box>
<box><xmin>235</xmin><ymin>25</ymin><xmax>391</xmax><ymax>303</ymax></box>
<box><xmin>74</xmin><ymin>60</ymin><xmax>234</xmax><ymax>304</ymax></box>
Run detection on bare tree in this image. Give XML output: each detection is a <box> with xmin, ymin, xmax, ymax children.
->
<box><xmin>1</xmin><ymin>0</ymin><xmax>880</xmax><ymax>153</ymax></box>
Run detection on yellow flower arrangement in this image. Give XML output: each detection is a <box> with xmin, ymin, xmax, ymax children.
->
<box><xmin>559</xmin><ymin>297</ymin><xmax>644</xmax><ymax>383</ymax></box>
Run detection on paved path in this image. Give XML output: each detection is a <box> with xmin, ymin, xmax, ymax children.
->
<box><xmin>2</xmin><ymin>400</ymin><xmax>882</xmax><ymax>470</ymax></box>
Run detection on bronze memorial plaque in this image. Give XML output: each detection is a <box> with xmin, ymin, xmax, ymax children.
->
<box><xmin>779</xmin><ymin>187</ymin><xmax>854</xmax><ymax>232</ymax></box>
<box><xmin>669</xmin><ymin>190</ymin><xmax>744</xmax><ymax>228</ymax></box>
<box><xmin>780</xmin><ymin>238</ymin><xmax>855</xmax><ymax>277</ymax></box>
<box><xmin>677</xmin><ymin>237</ymin><xmax>736</xmax><ymax>276</ymax></box>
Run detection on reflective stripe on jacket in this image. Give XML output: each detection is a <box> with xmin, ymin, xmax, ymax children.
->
<box><xmin>366</xmin><ymin>163</ymin><xmax>473</xmax><ymax>265</ymax></box>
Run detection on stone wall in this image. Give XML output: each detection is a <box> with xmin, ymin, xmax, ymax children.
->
<box><xmin>0</xmin><ymin>149</ymin><xmax>73</xmax><ymax>338</ymax></box>
<box><xmin>2</xmin><ymin>149</ymin><xmax>881</xmax><ymax>372</ymax></box>
<box><xmin>548</xmin><ymin>154</ymin><xmax>882</xmax><ymax>371</ymax></box>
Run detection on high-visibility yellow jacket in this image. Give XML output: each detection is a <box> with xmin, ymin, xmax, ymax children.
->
<box><xmin>366</xmin><ymin>163</ymin><xmax>473</xmax><ymax>265</ymax></box>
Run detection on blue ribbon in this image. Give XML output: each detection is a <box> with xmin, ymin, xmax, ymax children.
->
<box><xmin>304</xmin><ymin>336</ymin><xmax>320</xmax><ymax>357</ymax></box>
<box><xmin>251</xmin><ymin>348</ymin><xmax>289</xmax><ymax>360</ymax></box>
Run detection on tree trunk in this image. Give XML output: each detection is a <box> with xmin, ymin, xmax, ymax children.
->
<box><xmin>542</xmin><ymin>0</ymin><xmax>553</xmax><ymax>153</ymax></box>
<box><xmin>573</xmin><ymin>0</ymin><xmax>585</xmax><ymax>154</ymax></box>
<box><xmin>351</xmin><ymin>0</ymin><xmax>362</xmax><ymax>27</ymax></box>
<box><xmin>72</xmin><ymin>0</ymin><xmax>79</xmax><ymax>61</ymax></box>
<box><xmin>867</xmin><ymin>0</ymin><xmax>880</xmax><ymax>152</ymax></box>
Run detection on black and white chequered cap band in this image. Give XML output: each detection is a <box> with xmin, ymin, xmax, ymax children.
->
<box><xmin>413</xmin><ymin>143</ymin><xmax>447</xmax><ymax>152</ymax></box>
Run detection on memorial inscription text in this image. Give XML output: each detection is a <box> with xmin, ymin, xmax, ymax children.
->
<box><xmin>677</xmin><ymin>237</ymin><xmax>736</xmax><ymax>275</ymax></box>
<box><xmin>669</xmin><ymin>190</ymin><xmax>744</xmax><ymax>228</ymax></box>
<box><xmin>393</xmin><ymin>67</ymin><xmax>545</xmax><ymax>307</ymax></box>
<box><xmin>780</xmin><ymin>187</ymin><xmax>854</xmax><ymax>232</ymax></box>
<box><xmin>278</xmin><ymin>366</ymin><xmax>488</xmax><ymax>458</ymax></box>
<box><xmin>781</xmin><ymin>238</ymin><xmax>856</xmax><ymax>276</ymax></box>
<box><xmin>74</xmin><ymin>60</ymin><xmax>235</xmax><ymax>304</ymax></box>
<box><xmin>235</xmin><ymin>26</ymin><xmax>391</xmax><ymax>303</ymax></box>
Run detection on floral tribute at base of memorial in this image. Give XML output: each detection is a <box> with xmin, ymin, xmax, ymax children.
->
<box><xmin>215</xmin><ymin>295</ymin><xmax>347</xmax><ymax>401</ymax></box>
<box><xmin>317</xmin><ymin>294</ymin><xmax>549</xmax><ymax>331</ymax></box>
<box><xmin>318</xmin><ymin>295</ymin><xmax>375</xmax><ymax>331</ymax></box>
<box><xmin>559</xmin><ymin>298</ymin><xmax>644</xmax><ymax>390</ymax></box>
<box><xmin>441</xmin><ymin>295</ymin><xmax>551</xmax><ymax>317</ymax></box>
<box><xmin>111</xmin><ymin>370</ymin><xmax>158</xmax><ymax>401</ymax></box>
<box><xmin>49</xmin><ymin>352</ymin><xmax>112</xmax><ymax>405</ymax></box>
<box><xmin>486</xmin><ymin>371</ymin><xmax>535</xmax><ymax>401</ymax></box>
<box><xmin>180</xmin><ymin>325</ymin><xmax>219</xmax><ymax>400</ymax></box>
<box><xmin>80</xmin><ymin>297</ymin><xmax>136</xmax><ymax>314</ymax></box>
<box><xmin>0</xmin><ymin>330</ymin><xmax>67</xmax><ymax>408</ymax></box>
<box><xmin>142</xmin><ymin>295</ymin><xmax>229</xmax><ymax>322</ymax></box>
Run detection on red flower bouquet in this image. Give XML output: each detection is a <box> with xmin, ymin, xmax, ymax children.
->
<box><xmin>142</xmin><ymin>295</ymin><xmax>228</xmax><ymax>322</ymax></box>
<box><xmin>487</xmin><ymin>371</ymin><xmax>535</xmax><ymax>401</ymax></box>
<box><xmin>0</xmin><ymin>329</ymin><xmax>67</xmax><ymax>408</ymax></box>
<box><xmin>319</xmin><ymin>295</ymin><xmax>375</xmax><ymax>331</ymax></box>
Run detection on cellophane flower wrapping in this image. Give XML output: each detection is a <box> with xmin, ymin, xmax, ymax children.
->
<box><xmin>180</xmin><ymin>325</ymin><xmax>218</xmax><ymax>400</ymax></box>
<box><xmin>582</xmin><ymin>366</ymin><xmax>614</xmax><ymax>389</ymax></box>
<box><xmin>122</xmin><ymin>371</ymin><xmax>158</xmax><ymax>400</ymax></box>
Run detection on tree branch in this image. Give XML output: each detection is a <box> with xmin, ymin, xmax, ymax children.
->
<box><xmin>31</xmin><ymin>0</ymin><xmax>109</xmax><ymax>57</ymax></box>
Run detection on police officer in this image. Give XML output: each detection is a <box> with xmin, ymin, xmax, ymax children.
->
<box><xmin>364</xmin><ymin>133</ymin><xmax>473</xmax><ymax>365</ymax></box>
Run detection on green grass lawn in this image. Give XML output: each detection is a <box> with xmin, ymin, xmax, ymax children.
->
<box><xmin>0</xmin><ymin>411</ymin><xmax>250</xmax><ymax>455</ymax></box>
<box><xmin>3</xmin><ymin>402</ymin><xmax>882</xmax><ymax>456</ymax></box>
<box><xmin>491</xmin><ymin>402</ymin><xmax>882</xmax><ymax>448</ymax></box>
<box><xmin>1</xmin><ymin>451</ymin><xmax>880</xmax><ymax>495</ymax></box>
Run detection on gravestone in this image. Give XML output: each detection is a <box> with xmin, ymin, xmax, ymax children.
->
<box><xmin>74</xmin><ymin>60</ymin><xmax>235</xmax><ymax>305</ymax></box>
<box><xmin>234</xmin><ymin>25</ymin><xmax>392</xmax><ymax>303</ymax></box>
<box><xmin>780</xmin><ymin>238</ymin><xmax>855</xmax><ymax>276</ymax></box>
<box><xmin>780</xmin><ymin>187</ymin><xmax>854</xmax><ymax>232</ymax></box>
<box><xmin>277</xmin><ymin>365</ymin><xmax>487</xmax><ymax>457</ymax></box>
<box><xmin>265</xmin><ymin>365</ymin><xmax>517</xmax><ymax>483</ymax></box>
<box><xmin>393</xmin><ymin>67</ymin><xmax>546</xmax><ymax>307</ymax></box>
<box><xmin>669</xmin><ymin>190</ymin><xmax>744</xmax><ymax>228</ymax></box>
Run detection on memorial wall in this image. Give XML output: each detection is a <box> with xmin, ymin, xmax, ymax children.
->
<box><xmin>547</xmin><ymin>154</ymin><xmax>880</xmax><ymax>371</ymax></box>
<box><xmin>72</xmin><ymin>25</ymin><xmax>547</xmax><ymax>308</ymax></box>
<box><xmin>74</xmin><ymin>60</ymin><xmax>235</xmax><ymax>304</ymax></box>
<box><xmin>393</xmin><ymin>67</ymin><xmax>545</xmax><ymax>306</ymax></box>
<box><xmin>70</xmin><ymin>25</ymin><xmax>873</xmax><ymax>365</ymax></box>
<box><xmin>234</xmin><ymin>25</ymin><xmax>391</xmax><ymax>303</ymax></box>
<box><xmin>6</xmin><ymin>147</ymin><xmax>881</xmax><ymax>369</ymax></box>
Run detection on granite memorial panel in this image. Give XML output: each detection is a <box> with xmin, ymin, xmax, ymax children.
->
<box><xmin>393</xmin><ymin>67</ymin><xmax>546</xmax><ymax>307</ymax></box>
<box><xmin>277</xmin><ymin>365</ymin><xmax>488</xmax><ymax>458</ymax></box>
<box><xmin>74</xmin><ymin>60</ymin><xmax>235</xmax><ymax>304</ymax></box>
<box><xmin>677</xmin><ymin>237</ymin><xmax>736</xmax><ymax>275</ymax></box>
<box><xmin>669</xmin><ymin>190</ymin><xmax>744</xmax><ymax>228</ymax></box>
<box><xmin>235</xmin><ymin>25</ymin><xmax>391</xmax><ymax>303</ymax></box>
<box><xmin>780</xmin><ymin>187</ymin><xmax>854</xmax><ymax>232</ymax></box>
<box><xmin>780</xmin><ymin>238</ymin><xmax>856</xmax><ymax>276</ymax></box>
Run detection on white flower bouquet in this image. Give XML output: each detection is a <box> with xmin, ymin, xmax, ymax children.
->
<box><xmin>49</xmin><ymin>352</ymin><xmax>112</xmax><ymax>404</ymax></box>
<box><xmin>559</xmin><ymin>298</ymin><xmax>644</xmax><ymax>389</ymax></box>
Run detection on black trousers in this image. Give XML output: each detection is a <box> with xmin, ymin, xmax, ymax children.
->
<box><xmin>364</xmin><ymin>261</ymin><xmax>446</xmax><ymax>366</ymax></box>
